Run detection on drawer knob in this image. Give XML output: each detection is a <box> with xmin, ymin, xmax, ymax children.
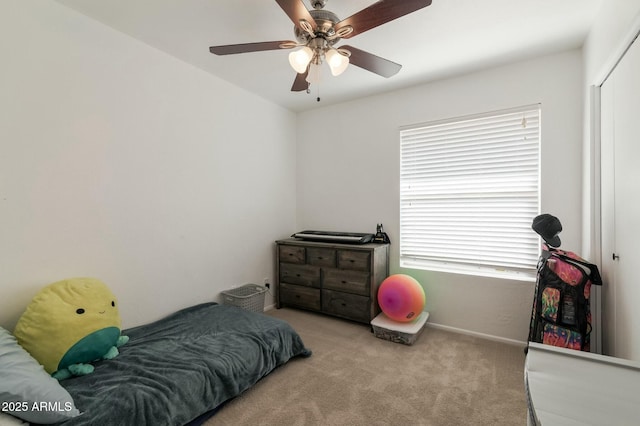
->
<box><xmin>341</xmin><ymin>280</ymin><xmax>347</xmax><ymax>284</ymax></box>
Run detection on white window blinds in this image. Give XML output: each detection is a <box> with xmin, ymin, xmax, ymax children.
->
<box><xmin>399</xmin><ymin>105</ymin><xmax>541</xmax><ymax>280</ymax></box>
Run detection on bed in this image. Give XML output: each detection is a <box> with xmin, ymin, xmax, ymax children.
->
<box><xmin>52</xmin><ymin>302</ymin><xmax>311</xmax><ymax>425</ymax></box>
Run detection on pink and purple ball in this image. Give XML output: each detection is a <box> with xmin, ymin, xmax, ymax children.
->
<box><xmin>377</xmin><ymin>274</ymin><xmax>425</xmax><ymax>322</ymax></box>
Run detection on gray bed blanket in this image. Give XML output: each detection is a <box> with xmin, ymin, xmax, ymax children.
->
<box><xmin>55</xmin><ymin>303</ymin><xmax>311</xmax><ymax>425</ymax></box>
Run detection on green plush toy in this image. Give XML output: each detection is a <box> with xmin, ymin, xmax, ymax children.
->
<box><xmin>14</xmin><ymin>278</ymin><xmax>129</xmax><ymax>380</ymax></box>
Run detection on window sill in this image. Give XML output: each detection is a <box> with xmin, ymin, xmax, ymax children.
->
<box><xmin>400</xmin><ymin>258</ymin><xmax>537</xmax><ymax>282</ymax></box>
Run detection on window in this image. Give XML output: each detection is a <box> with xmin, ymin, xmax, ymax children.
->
<box><xmin>399</xmin><ymin>105</ymin><xmax>541</xmax><ymax>281</ymax></box>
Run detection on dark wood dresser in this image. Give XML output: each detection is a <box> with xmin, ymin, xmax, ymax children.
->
<box><xmin>275</xmin><ymin>238</ymin><xmax>389</xmax><ymax>323</ymax></box>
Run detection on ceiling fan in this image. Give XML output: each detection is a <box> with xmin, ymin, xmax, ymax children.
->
<box><xmin>209</xmin><ymin>0</ymin><xmax>432</xmax><ymax>93</ymax></box>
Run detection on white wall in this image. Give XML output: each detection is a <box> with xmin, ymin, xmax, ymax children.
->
<box><xmin>582</xmin><ymin>0</ymin><xmax>640</xmax><ymax>358</ymax></box>
<box><xmin>0</xmin><ymin>1</ymin><xmax>297</xmax><ymax>330</ymax></box>
<box><xmin>297</xmin><ymin>50</ymin><xmax>584</xmax><ymax>342</ymax></box>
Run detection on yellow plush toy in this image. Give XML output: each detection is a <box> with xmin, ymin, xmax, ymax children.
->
<box><xmin>14</xmin><ymin>278</ymin><xmax>129</xmax><ymax>380</ymax></box>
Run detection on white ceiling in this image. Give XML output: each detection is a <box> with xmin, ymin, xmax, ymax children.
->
<box><xmin>55</xmin><ymin>0</ymin><xmax>603</xmax><ymax>112</ymax></box>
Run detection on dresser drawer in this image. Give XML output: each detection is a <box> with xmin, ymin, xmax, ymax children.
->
<box><xmin>337</xmin><ymin>250</ymin><xmax>371</xmax><ymax>271</ymax></box>
<box><xmin>280</xmin><ymin>283</ymin><xmax>321</xmax><ymax>310</ymax></box>
<box><xmin>279</xmin><ymin>245</ymin><xmax>306</xmax><ymax>264</ymax></box>
<box><xmin>279</xmin><ymin>263</ymin><xmax>320</xmax><ymax>287</ymax></box>
<box><xmin>307</xmin><ymin>247</ymin><xmax>336</xmax><ymax>267</ymax></box>
<box><xmin>322</xmin><ymin>290</ymin><xmax>370</xmax><ymax>323</ymax></box>
<box><xmin>323</xmin><ymin>269</ymin><xmax>370</xmax><ymax>296</ymax></box>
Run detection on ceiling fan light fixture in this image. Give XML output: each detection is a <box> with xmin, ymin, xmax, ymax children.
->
<box><xmin>305</xmin><ymin>62</ymin><xmax>322</xmax><ymax>84</ymax></box>
<box><xmin>326</xmin><ymin>48</ymin><xmax>349</xmax><ymax>76</ymax></box>
<box><xmin>289</xmin><ymin>46</ymin><xmax>313</xmax><ymax>74</ymax></box>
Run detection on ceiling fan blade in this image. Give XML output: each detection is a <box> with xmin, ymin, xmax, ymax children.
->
<box><xmin>341</xmin><ymin>45</ymin><xmax>401</xmax><ymax>78</ymax></box>
<box><xmin>209</xmin><ymin>40</ymin><xmax>296</xmax><ymax>55</ymax></box>
<box><xmin>335</xmin><ymin>0</ymin><xmax>432</xmax><ymax>39</ymax></box>
<box><xmin>291</xmin><ymin>70</ymin><xmax>309</xmax><ymax>92</ymax></box>
<box><xmin>276</xmin><ymin>0</ymin><xmax>317</xmax><ymax>32</ymax></box>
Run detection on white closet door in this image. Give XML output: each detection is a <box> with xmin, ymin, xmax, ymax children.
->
<box><xmin>600</xmin><ymin>35</ymin><xmax>640</xmax><ymax>361</ymax></box>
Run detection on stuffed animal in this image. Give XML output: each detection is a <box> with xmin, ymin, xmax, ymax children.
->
<box><xmin>14</xmin><ymin>278</ymin><xmax>129</xmax><ymax>380</ymax></box>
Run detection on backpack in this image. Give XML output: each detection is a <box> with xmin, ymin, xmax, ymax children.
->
<box><xmin>527</xmin><ymin>244</ymin><xmax>603</xmax><ymax>351</ymax></box>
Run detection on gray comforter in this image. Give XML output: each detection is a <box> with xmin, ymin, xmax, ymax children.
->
<box><xmin>55</xmin><ymin>303</ymin><xmax>311</xmax><ymax>425</ymax></box>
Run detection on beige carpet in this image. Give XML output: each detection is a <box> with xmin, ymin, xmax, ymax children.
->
<box><xmin>206</xmin><ymin>308</ymin><xmax>527</xmax><ymax>426</ymax></box>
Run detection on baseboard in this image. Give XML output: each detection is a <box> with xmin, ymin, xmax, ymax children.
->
<box><xmin>264</xmin><ymin>305</ymin><xmax>528</xmax><ymax>348</ymax></box>
<box><xmin>426</xmin><ymin>322</ymin><xmax>528</xmax><ymax>348</ymax></box>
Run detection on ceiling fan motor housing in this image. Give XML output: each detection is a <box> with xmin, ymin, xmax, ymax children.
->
<box><xmin>294</xmin><ymin>9</ymin><xmax>340</xmax><ymax>47</ymax></box>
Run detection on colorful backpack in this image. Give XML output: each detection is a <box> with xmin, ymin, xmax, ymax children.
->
<box><xmin>528</xmin><ymin>244</ymin><xmax>602</xmax><ymax>351</ymax></box>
